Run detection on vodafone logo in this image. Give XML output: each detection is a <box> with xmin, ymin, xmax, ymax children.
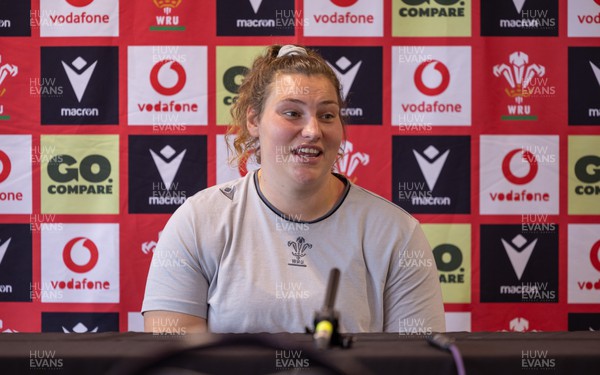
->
<box><xmin>502</xmin><ymin>149</ymin><xmax>538</xmax><ymax>185</ymax></box>
<box><xmin>414</xmin><ymin>60</ymin><xmax>450</xmax><ymax>96</ymax></box>
<box><xmin>63</xmin><ymin>237</ymin><xmax>99</xmax><ymax>273</ymax></box>
<box><xmin>595</xmin><ymin>0</ymin><xmax>600</xmax><ymax>6</ymax></box>
<box><xmin>150</xmin><ymin>60</ymin><xmax>187</xmax><ymax>96</ymax></box>
<box><xmin>591</xmin><ymin>240</ymin><xmax>600</xmax><ymax>272</ymax></box>
<box><xmin>0</xmin><ymin>151</ymin><xmax>11</xmax><ymax>183</ymax></box>
<box><xmin>331</xmin><ymin>0</ymin><xmax>359</xmax><ymax>6</ymax></box>
<box><xmin>66</xmin><ymin>0</ymin><xmax>94</xmax><ymax>7</ymax></box>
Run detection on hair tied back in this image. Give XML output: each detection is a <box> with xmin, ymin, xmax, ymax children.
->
<box><xmin>276</xmin><ymin>45</ymin><xmax>308</xmax><ymax>58</ymax></box>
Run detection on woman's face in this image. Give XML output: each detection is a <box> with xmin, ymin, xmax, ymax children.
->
<box><xmin>248</xmin><ymin>73</ymin><xmax>343</xmax><ymax>188</ymax></box>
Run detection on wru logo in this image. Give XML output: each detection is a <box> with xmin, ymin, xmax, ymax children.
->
<box><xmin>287</xmin><ymin>237</ymin><xmax>312</xmax><ymax>267</ymax></box>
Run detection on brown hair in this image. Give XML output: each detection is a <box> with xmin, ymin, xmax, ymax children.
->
<box><xmin>226</xmin><ymin>44</ymin><xmax>346</xmax><ymax>166</ymax></box>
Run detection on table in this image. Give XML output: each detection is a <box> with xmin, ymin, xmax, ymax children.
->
<box><xmin>1</xmin><ymin>331</ymin><xmax>599</xmax><ymax>375</ymax></box>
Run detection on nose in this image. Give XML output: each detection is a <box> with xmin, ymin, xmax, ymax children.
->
<box><xmin>302</xmin><ymin>115</ymin><xmax>321</xmax><ymax>140</ymax></box>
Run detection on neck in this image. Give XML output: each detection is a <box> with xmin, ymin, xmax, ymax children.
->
<box><xmin>256</xmin><ymin>169</ymin><xmax>345</xmax><ymax>222</ymax></box>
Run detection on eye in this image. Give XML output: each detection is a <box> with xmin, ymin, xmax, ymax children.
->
<box><xmin>320</xmin><ymin>112</ymin><xmax>337</xmax><ymax>122</ymax></box>
<box><xmin>282</xmin><ymin>110</ymin><xmax>301</xmax><ymax>118</ymax></box>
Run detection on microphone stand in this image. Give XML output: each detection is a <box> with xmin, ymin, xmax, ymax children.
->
<box><xmin>307</xmin><ymin>268</ymin><xmax>354</xmax><ymax>350</ymax></box>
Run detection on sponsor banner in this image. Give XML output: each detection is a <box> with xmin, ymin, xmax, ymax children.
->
<box><xmin>216</xmin><ymin>0</ymin><xmax>295</xmax><ymax>36</ymax></box>
<box><xmin>422</xmin><ymin>224</ymin><xmax>471</xmax><ymax>303</ymax></box>
<box><xmin>392</xmin><ymin>46</ymin><xmax>471</xmax><ymax>126</ymax></box>
<box><xmin>0</xmin><ymin>135</ymin><xmax>32</xmax><ymax>214</ymax></box>
<box><xmin>147</xmin><ymin>0</ymin><xmax>188</xmax><ymax>32</ymax></box>
<box><xmin>128</xmin><ymin>46</ymin><xmax>207</xmax><ymax>126</ymax></box>
<box><xmin>128</xmin><ymin>135</ymin><xmax>207</xmax><ymax>213</ymax></box>
<box><xmin>0</xmin><ymin>311</ymin><xmax>39</xmax><ymax>333</ymax></box>
<box><xmin>489</xmin><ymin>48</ymin><xmax>557</xmax><ymax>122</ymax></box>
<box><xmin>568</xmin><ymin>225</ymin><xmax>600</xmax><ymax>303</ymax></box>
<box><xmin>445</xmin><ymin>312</ymin><xmax>471</xmax><ymax>332</ymax></box>
<box><xmin>41</xmin><ymin>223</ymin><xmax>119</xmax><ymax>303</ymax></box>
<box><xmin>0</xmin><ymin>0</ymin><xmax>31</xmax><ymax>36</ymax></box>
<box><xmin>568</xmin><ymin>313</ymin><xmax>600</xmax><ymax>331</ymax></box>
<box><xmin>392</xmin><ymin>0</ymin><xmax>470</xmax><ymax>37</ymax></box>
<box><xmin>333</xmin><ymin>127</ymin><xmax>385</xmax><ymax>194</ymax></box>
<box><xmin>312</xmin><ymin>46</ymin><xmax>382</xmax><ymax>125</ymax></box>
<box><xmin>481</xmin><ymin>0</ymin><xmax>558</xmax><ymax>36</ymax></box>
<box><xmin>480</xmin><ymin>225</ymin><xmax>558</xmax><ymax>303</ymax></box>
<box><xmin>0</xmin><ymin>50</ymin><xmax>22</xmax><ymax>121</ymax></box>
<box><xmin>40</xmin><ymin>0</ymin><xmax>119</xmax><ymax>37</ymax></box>
<box><xmin>40</xmin><ymin>46</ymin><xmax>119</xmax><ymax>125</ymax></box>
<box><xmin>568</xmin><ymin>0</ymin><xmax>600</xmax><ymax>37</ymax></box>
<box><xmin>568</xmin><ymin>47</ymin><xmax>600</xmax><ymax>126</ymax></box>
<box><xmin>41</xmin><ymin>312</ymin><xmax>119</xmax><ymax>332</ymax></box>
<box><xmin>0</xmin><ymin>224</ymin><xmax>32</xmax><ymax>302</ymax></box>
<box><xmin>216</xmin><ymin>46</ymin><xmax>265</xmax><ymax>126</ymax></box>
<box><xmin>480</xmin><ymin>135</ymin><xmax>559</xmax><ymax>215</ymax></box>
<box><xmin>472</xmin><ymin>306</ymin><xmax>563</xmax><ymax>332</ymax></box>
<box><xmin>568</xmin><ymin>136</ymin><xmax>600</xmax><ymax>214</ymax></box>
<box><xmin>304</xmin><ymin>0</ymin><xmax>383</xmax><ymax>37</ymax></box>
<box><xmin>40</xmin><ymin>135</ymin><xmax>119</xmax><ymax>214</ymax></box>
<box><xmin>393</xmin><ymin>136</ymin><xmax>470</xmax><ymax>213</ymax></box>
<box><xmin>120</xmin><ymin>215</ymin><xmax>169</xmax><ymax>311</ymax></box>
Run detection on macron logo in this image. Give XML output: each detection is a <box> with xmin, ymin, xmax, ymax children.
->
<box><xmin>62</xmin><ymin>56</ymin><xmax>97</xmax><ymax>103</ymax></box>
<box><xmin>501</xmin><ymin>234</ymin><xmax>537</xmax><ymax>280</ymax></box>
<box><xmin>327</xmin><ymin>56</ymin><xmax>361</xmax><ymax>100</ymax></box>
<box><xmin>0</xmin><ymin>238</ymin><xmax>11</xmax><ymax>266</ymax></box>
<box><xmin>590</xmin><ymin>61</ymin><xmax>600</xmax><ymax>88</ymax></box>
<box><xmin>62</xmin><ymin>322</ymin><xmax>98</xmax><ymax>333</ymax></box>
<box><xmin>249</xmin><ymin>0</ymin><xmax>263</xmax><ymax>13</ymax></box>
<box><xmin>512</xmin><ymin>0</ymin><xmax>526</xmax><ymax>14</ymax></box>
<box><xmin>413</xmin><ymin>145</ymin><xmax>449</xmax><ymax>191</ymax></box>
<box><xmin>149</xmin><ymin>145</ymin><xmax>186</xmax><ymax>190</ymax></box>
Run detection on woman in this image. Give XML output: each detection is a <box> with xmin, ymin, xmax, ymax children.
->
<box><xmin>142</xmin><ymin>45</ymin><xmax>445</xmax><ymax>334</ymax></box>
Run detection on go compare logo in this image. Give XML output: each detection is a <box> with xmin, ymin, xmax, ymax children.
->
<box><xmin>41</xmin><ymin>135</ymin><xmax>119</xmax><ymax>214</ymax></box>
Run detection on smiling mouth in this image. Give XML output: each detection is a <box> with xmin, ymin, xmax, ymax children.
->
<box><xmin>292</xmin><ymin>147</ymin><xmax>323</xmax><ymax>158</ymax></box>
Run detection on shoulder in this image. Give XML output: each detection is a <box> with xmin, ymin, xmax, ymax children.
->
<box><xmin>185</xmin><ymin>173</ymin><xmax>253</xmax><ymax>208</ymax></box>
<box><xmin>166</xmin><ymin>173</ymin><xmax>254</xmax><ymax>228</ymax></box>
<box><xmin>345</xmin><ymin>182</ymin><xmax>420</xmax><ymax>227</ymax></box>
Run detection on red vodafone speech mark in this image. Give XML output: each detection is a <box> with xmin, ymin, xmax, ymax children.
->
<box><xmin>63</xmin><ymin>237</ymin><xmax>99</xmax><ymax>273</ymax></box>
<box><xmin>414</xmin><ymin>60</ymin><xmax>450</xmax><ymax>96</ymax></box>
<box><xmin>590</xmin><ymin>240</ymin><xmax>600</xmax><ymax>273</ymax></box>
<box><xmin>150</xmin><ymin>60</ymin><xmax>187</xmax><ymax>96</ymax></box>
<box><xmin>331</xmin><ymin>0</ymin><xmax>359</xmax><ymax>6</ymax></box>
<box><xmin>66</xmin><ymin>0</ymin><xmax>94</xmax><ymax>7</ymax></box>
<box><xmin>0</xmin><ymin>151</ymin><xmax>11</xmax><ymax>183</ymax></box>
<box><xmin>502</xmin><ymin>149</ymin><xmax>538</xmax><ymax>185</ymax></box>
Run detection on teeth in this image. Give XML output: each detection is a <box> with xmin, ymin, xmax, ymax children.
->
<box><xmin>297</xmin><ymin>147</ymin><xmax>319</xmax><ymax>155</ymax></box>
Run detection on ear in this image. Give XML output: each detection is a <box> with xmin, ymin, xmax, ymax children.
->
<box><xmin>246</xmin><ymin>107</ymin><xmax>260</xmax><ymax>138</ymax></box>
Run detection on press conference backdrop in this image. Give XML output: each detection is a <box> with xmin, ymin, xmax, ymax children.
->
<box><xmin>0</xmin><ymin>0</ymin><xmax>599</xmax><ymax>334</ymax></box>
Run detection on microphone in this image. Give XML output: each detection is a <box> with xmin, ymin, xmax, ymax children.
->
<box><xmin>312</xmin><ymin>268</ymin><xmax>345</xmax><ymax>350</ymax></box>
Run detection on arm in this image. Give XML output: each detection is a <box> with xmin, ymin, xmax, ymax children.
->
<box><xmin>144</xmin><ymin>310</ymin><xmax>207</xmax><ymax>334</ymax></box>
<box><xmin>383</xmin><ymin>222</ymin><xmax>446</xmax><ymax>333</ymax></box>
<box><xmin>141</xmin><ymin>199</ymin><xmax>212</xmax><ymax>329</ymax></box>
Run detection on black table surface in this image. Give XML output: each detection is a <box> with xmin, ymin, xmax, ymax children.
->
<box><xmin>1</xmin><ymin>331</ymin><xmax>599</xmax><ymax>375</ymax></box>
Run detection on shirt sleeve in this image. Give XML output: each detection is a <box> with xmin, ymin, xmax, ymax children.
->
<box><xmin>141</xmin><ymin>199</ymin><xmax>209</xmax><ymax>319</ymax></box>
<box><xmin>383</xmin><ymin>221</ymin><xmax>446</xmax><ymax>333</ymax></box>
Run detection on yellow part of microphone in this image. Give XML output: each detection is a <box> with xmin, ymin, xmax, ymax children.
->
<box><xmin>315</xmin><ymin>320</ymin><xmax>333</xmax><ymax>336</ymax></box>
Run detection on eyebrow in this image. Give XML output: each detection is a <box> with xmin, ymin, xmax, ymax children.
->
<box><xmin>279</xmin><ymin>98</ymin><xmax>339</xmax><ymax>107</ymax></box>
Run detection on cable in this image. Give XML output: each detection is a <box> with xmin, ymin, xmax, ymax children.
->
<box><xmin>426</xmin><ymin>333</ymin><xmax>466</xmax><ymax>375</ymax></box>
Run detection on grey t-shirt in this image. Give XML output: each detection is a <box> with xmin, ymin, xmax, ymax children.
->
<box><xmin>142</xmin><ymin>171</ymin><xmax>445</xmax><ymax>334</ymax></box>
